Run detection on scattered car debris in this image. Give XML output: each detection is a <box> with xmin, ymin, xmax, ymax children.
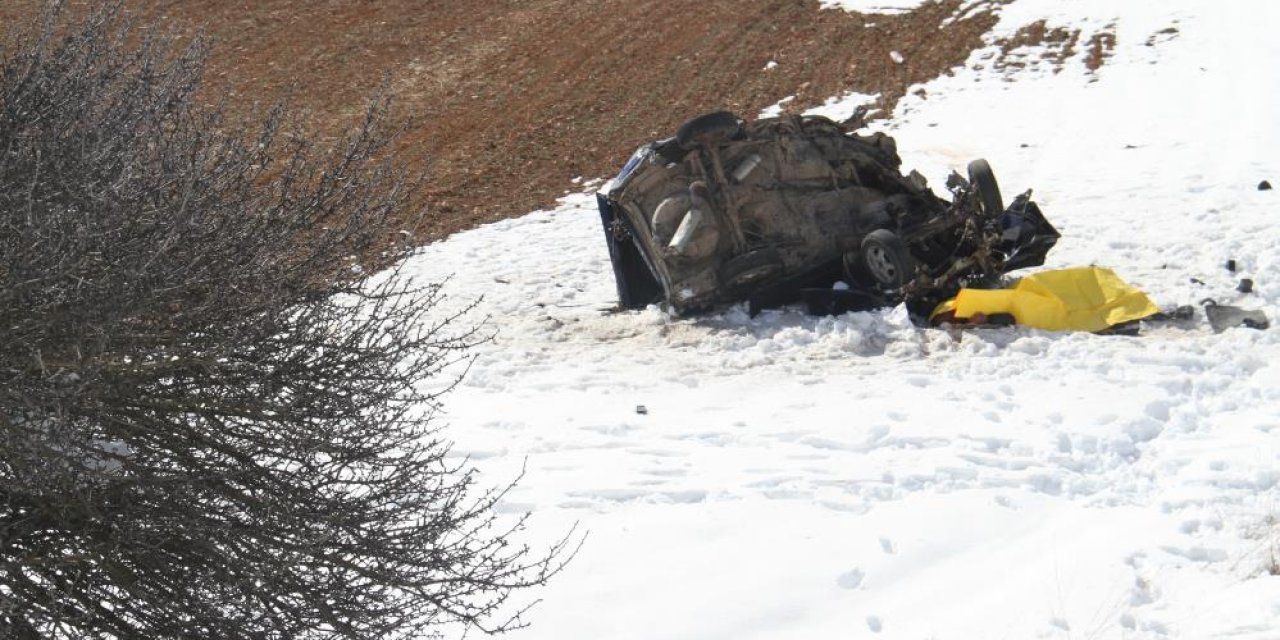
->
<box><xmin>1237</xmin><ymin>278</ymin><xmax>1254</xmax><ymax>293</ymax></box>
<box><xmin>1149</xmin><ymin>305</ymin><xmax>1196</xmax><ymax>322</ymax></box>
<box><xmin>1203</xmin><ymin>300</ymin><xmax>1270</xmax><ymax>333</ymax></box>
<box><xmin>597</xmin><ymin>110</ymin><xmax>1060</xmax><ymax>318</ymax></box>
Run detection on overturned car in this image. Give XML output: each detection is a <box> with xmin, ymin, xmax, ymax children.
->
<box><xmin>597</xmin><ymin>109</ymin><xmax>1060</xmax><ymax>317</ymax></box>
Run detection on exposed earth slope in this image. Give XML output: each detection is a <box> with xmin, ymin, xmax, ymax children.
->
<box><xmin>1</xmin><ymin>0</ymin><xmax>999</xmax><ymax>238</ymax></box>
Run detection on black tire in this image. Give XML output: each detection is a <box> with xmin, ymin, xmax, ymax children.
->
<box><xmin>967</xmin><ymin>158</ymin><xmax>1004</xmax><ymax>216</ymax></box>
<box><xmin>677</xmin><ymin>111</ymin><xmax>742</xmax><ymax>150</ymax></box>
<box><xmin>654</xmin><ymin>137</ymin><xmax>689</xmax><ymax>163</ymax></box>
<box><xmin>719</xmin><ymin>248</ymin><xmax>784</xmax><ymax>290</ymax></box>
<box><xmin>841</xmin><ymin>249</ymin><xmax>865</xmax><ymax>284</ymax></box>
<box><xmin>859</xmin><ymin>229</ymin><xmax>916</xmax><ymax>289</ymax></box>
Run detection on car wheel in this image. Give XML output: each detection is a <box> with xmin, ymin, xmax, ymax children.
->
<box><xmin>860</xmin><ymin>229</ymin><xmax>916</xmax><ymax>289</ymax></box>
<box><xmin>677</xmin><ymin>111</ymin><xmax>742</xmax><ymax>150</ymax></box>
<box><xmin>967</xmin><ymin>158</ymin><xmax>1004</xmax><ymax>215</ymax></box>
<box><xmin>719</xmin><ymin>248</ymin><xmax>784</xmax><ymax>290</ymax></box>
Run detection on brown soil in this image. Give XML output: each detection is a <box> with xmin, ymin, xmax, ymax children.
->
<box><xmin>1085</xmin><ymin>26</ymin><xmax>1117</xmax><ymax>72</ymax></box>
<box><xmin>989</xmin><ymin>18</ymin><xmax>1119</xmax><ymax>79</ymax></box>
<box><xmin>993</xmin><ymin>19</ymin><xmax>1080</xmax><ymax>74</ymax></box>
<box><xmin>1</xmin><ymin>0</ymin><xmax>1001</xmax><ymax>241</ymax></box>
<box><xmin>1146</xmin><ymin>26</ymin><xmax>1179</xmax><ymax>47</ymax></box>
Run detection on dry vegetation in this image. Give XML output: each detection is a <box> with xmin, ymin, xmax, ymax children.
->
<box><xmin>1</xmin><ymin>7</ymin><xmax>569</xmax><ymax>636</ymax></box>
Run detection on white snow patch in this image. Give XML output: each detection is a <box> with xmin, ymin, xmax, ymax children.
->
<box><xmin>758</xmin><ymin>95</ymin><xmax>795</xmax><ymax>118</ymax></box>
<box><xmin>818</xmin><ymin>0</ymin><xmax>927</xmax><ymax>14</ymax></box>
<box><xmin>396</xmin><ymin>0</ymin><xmax>1280</xmax><ymax>637</ymax></box>
<box><xmin>803</xmin><ymin>90</ymin><xmax>880</xmax><ymax>122</ymax></box>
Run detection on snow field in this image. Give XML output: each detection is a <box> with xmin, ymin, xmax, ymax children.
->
<box><xmin>399</xmin><ymin>1</ymin><xmax>1280</xmax><ymax>638</ymax></box>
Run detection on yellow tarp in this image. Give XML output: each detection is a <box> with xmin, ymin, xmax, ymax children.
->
<box><xmin>931</xmin><ymin>267</ymin><xmax>1160</xmax><ymax>332</ymax></box>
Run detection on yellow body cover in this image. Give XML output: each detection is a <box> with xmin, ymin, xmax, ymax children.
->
<box><xmin>932</xmin><ymin>267</ymin><xmax>1160</xmax><ymax>332</ymax></box>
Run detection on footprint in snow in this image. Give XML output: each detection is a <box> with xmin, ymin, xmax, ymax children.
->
<box><xmin>879</xmin><ymin>537</ymin><xmax>895</xmax><ymax>554</ymax></box>
<box><xmin>1160</xmin><ymin>545</ymin><xmax>1228</xmax><ymax>562</ymax></box>
<box><xmin>836</xmin><ymin>568</ymin><xmax>864</xmax><ymax>590</ymax></box>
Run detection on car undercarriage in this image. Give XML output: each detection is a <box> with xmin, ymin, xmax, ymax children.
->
<box><xmin>597</xmin><ymin>110</ymin><xmax>1060</xmax><ymax>317</ymax></box>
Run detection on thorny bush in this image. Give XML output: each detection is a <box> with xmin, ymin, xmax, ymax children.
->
<box><xmin>0</xmin><ymin>4</ymin><xmax>570</xmax><ymax>638</ymax></box>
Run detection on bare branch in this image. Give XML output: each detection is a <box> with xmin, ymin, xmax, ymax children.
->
<box><xmin>0</xmin><ymin>4</ymin><xmax>569</xmax><ymax>638</ymax></box>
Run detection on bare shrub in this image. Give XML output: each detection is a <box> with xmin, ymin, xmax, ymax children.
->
<box><xmin>0</xmin><ymin>4</ymin><xmax>567</xmax><ymax>638</ymax></box>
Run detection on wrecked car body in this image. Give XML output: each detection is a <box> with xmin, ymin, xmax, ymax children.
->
<box><xmin>597</xmin><ymin>110</ymin><xmax>1060</xmax><ymax>316</ymax></box>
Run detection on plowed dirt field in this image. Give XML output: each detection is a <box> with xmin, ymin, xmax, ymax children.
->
<box><xmin>1</xmin><ymin>1</ymin><xmax>1002</xmax><ymax>239</ymax></box>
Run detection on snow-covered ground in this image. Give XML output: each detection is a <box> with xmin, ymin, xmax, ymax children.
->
<box><xmin>402</xmin><ymin>1</ymin><xmax>1280</xmax><ymax>638</ymax></box>
<box><xmin>818</xmin><ymin>0</ymin><xmax>929</xmax><ymax>15</ymax></box>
